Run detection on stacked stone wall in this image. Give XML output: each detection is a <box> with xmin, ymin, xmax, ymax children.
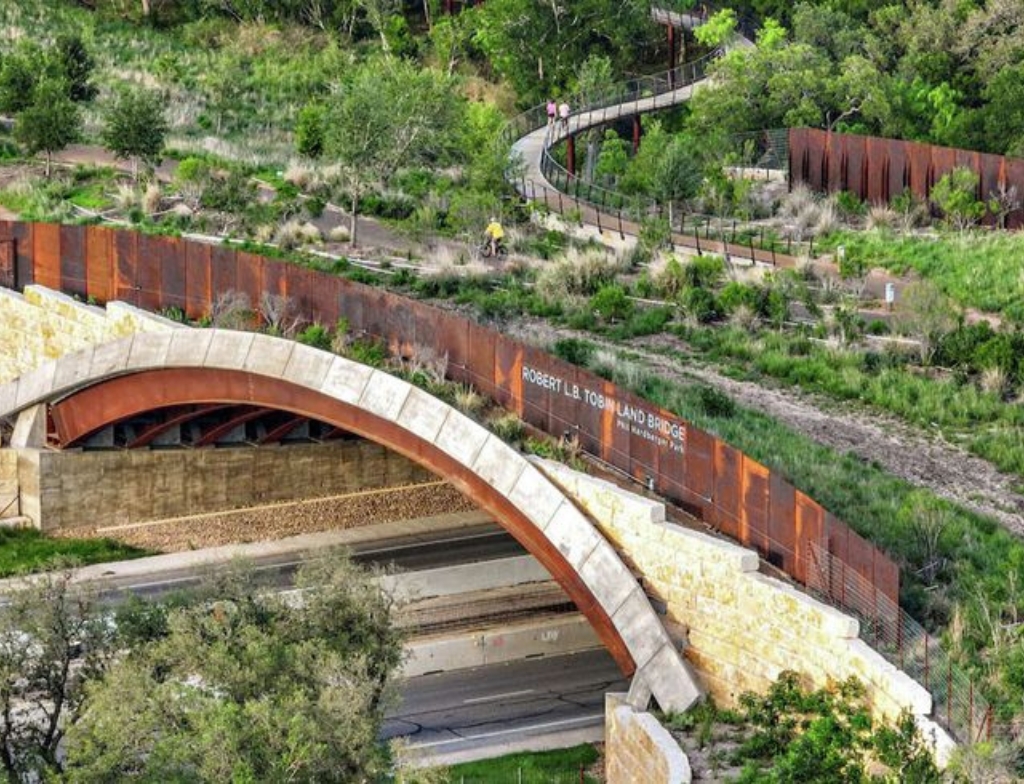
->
<box><xmin>0</xmin><ymin>450</ymin><xmax>17</xmax><ymax>519</ymax></box>
<box><xmin>19</xmin><ymin>440</ymin><xmax>434</xmax><ymax>531</ymax></box>
<box><xmin>537</xmin><ymin>459</ymin><xmax>939</xmax><ymax>725</ymax></box>
<box><xmin>0</xmin><ymin>285</ymin><xmax>179</xmax><ymax>384</ymax></box>
<box><xmin>605</xmin><ymin>693</ymin><xmax>690</xmax><ymax>784</ymax></box>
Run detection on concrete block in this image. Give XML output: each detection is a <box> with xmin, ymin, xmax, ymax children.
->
<box><xmin>395</xmin><ymin>387</ymin><xmax>450</xmax><ymax>444</ymax></box>
<box><xmin>13</xmin><ymin>362</ymin><xmax>56</xmax><ymax>412</ymax></box>
<box><xmin>51</xmin><ymin>345</ymin><xmax>96</xmax><ymax>393</ymax></box>
<box><xmin>578</xmin><ymin>541</ymin><xmax>638</xmax><ymax>618</ymax></box>
<box><xmin>508</xmin><ymin>466</ymin><xmax>566</xmax><ymax>530</ymax></box>
<box><xmin>126</xmin><ymin>332</ymin><xmax>173</xmax><ymax>372</ymax></box>
<box><xmin>638</xmin><ymin>643</ymin><xmax>704</xmax><ymax>714</ymax></box>
<box><xmin>433</xmin><ymin>409</ymin><xmax>489</xmax><ymax>467</ymax></box>
<box><xmin>381</xmin><ymin>555</ymin><xmax>551</xmax><ymax>600</ymax></box>
<box><xmin>612</xmin><ymin>586</ymin><xmax>671</xmax><ymax>672</ymax></box>
<box><xmin>11</xmin><ymin>405</ymin><xmax>46</xmax><ymax>448</ymax></box>
<box><xmin>748</xmin><ymin>573</ymin><xmax>859</xmax><ymax>639</ymax></box>
<box><xmin>283</xmin><ymin>344</ymin><xmax>335</xmax><ymax>389</ymax></box>
<box><xmin>542</xmin><ymin>501</ymin><xmax>602</xmax><ymax>571</ymax></box>
<box><xmin>89</xmin><ymin>337</ymin><xmax>133</xmax><ymax>379</ymax></box>
<box><xmin>243</xmin><ymin>335</ymin><xmax>295</xmax><ymax>378</ymax></box>
<box><xmin>661</xmin><ymin>524</ymin><xmax>759</xmax><ymax>573</ymax></box>
<box><xmin>536</xmin><ymin>457</ymin><xmax>666</xmax><ymax>526</ymax></box>
<box><xmin>470</xmin><ymin>435</ymin><xmax>526</xmax><ymax>497</ymax></box>
<box><xmin>358</xmin><ymin>370</ymin><xmax>411</xmax><ymax>422</ymax></box>
<box><xmin>319</xmin><ymin>356</ymin><xmax>372</xmax><ymax>406</ymax></box>
<box><xmin>0</xmin><ymin>379</ymin><xmax>19</xmax><ymax>419</ymax></box>
<box><xmin>166</xmin><ymin>329</ymin><xmax>213</xmax><ymax>367</ymax></box>
<box><xmin>203</xmin><ymin>330</ymin><xmax>254</xmax><ymax>370</ymax></box>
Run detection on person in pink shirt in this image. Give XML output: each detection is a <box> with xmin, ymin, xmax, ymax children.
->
<box><xmin>546</xmin><ymin>98</ymin><xmax>556</xmax><ymax>127</ymax></box>
<box><xmin>558</xmin><ymin>100</ymin><xmax>570</xmax><ymax>132</ymax></box>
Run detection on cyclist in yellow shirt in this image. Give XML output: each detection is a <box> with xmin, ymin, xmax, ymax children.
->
<box><xmin>483</xmin><ymin>217</ymin><xmax>505</xmax><ymax>257</ymax></box>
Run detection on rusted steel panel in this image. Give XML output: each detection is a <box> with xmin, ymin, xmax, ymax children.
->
<box><xmin>11</xmin><ymin>221</ymin><xmax>34</xmax><ymax>288</ymax></box>
<box><xmin>626</xmin><ymin>392</ymin><xmax>659</xmax><ymax>483</ymax></box>
<box><xmin>1006</xmin><ymin>159</ymin><xmax>1024</xmax><ymax>229</ymax></box>
<box><xmin>864</xmin><ymin>136</ymin><xmax>888</xmax><ymax>203</ymax></box>
<box><xmin>978</xmin><ymin>153</ymin><xmax>1003</xmax><ymax>218</ymax></box>
<box><xmin>518</xmin><ymin>343</ymin><xmax>552</xmax><ymax>431</ymax></box>
<box><xmin>360</xmin><ymin>287</ymin><xmax>390</xmax><ymax>342</ymax></box>
<box><xmin>157</xmin><ymin>236</ymin><xmax>187</xmax><ymax>313</ymax></box>
<box><xmin>740</xmin><ymin>455</ymin><xmax>770</xmax><ymax>557</ymax></box>
<box><xmin>767</xmin><ymin>473</ymin><xmax>797</xmax><ymax>574</ymax></box>
<box><xmin>884</xmin><ymin>142</ymin><xmax>906</xmax><ymax>202</ymax></box>
<box><xmin>113</xmin><ymin>229</ymin><xmax>139</xmax><ymax>304</ymax></box>
<box><xmin>825</xmin><ymin>133</ymin><xmax>843</xmax><ymax>193</ymax></box>
<box><xmin>844</xmin><ymin>134</ymin><xmax>868</xmax><ymax>196</ymax></box>
<box><xmin>0</xmin><ymin>237</ymin><xmax>13</xmax><ymax>290</ymax></box>
<box><xmin>210</xmin><ymin>245</ymin><xmax>238</xmax><ymax>304</ymax></box>
<box><xmin>33</xmin><ymin>223</ymin><xmax>62</xmax><ymax>291</ymax></box>
<box><xmin>382</xmin><ymin>291</ymin><xmax>414</xmax><ymax>358</ymax></box>
<box><xmin>184</xmin><ymin>241</ymin><xmax>212</xmax><ymax>320</ymax></box>
<box><xmin>712</xmin><ymin>440</ymin><xmax>742</xmax><ymax>538</ymax></box>
<box><xmin>682</xmin><ymin>425</ymin><xmax>714</xmax><ymax>511</ymax></box>
<box><xmin>436</xmin><ymin>313</ymin><xmax>471</xmax><ymax>384</ymax></box>
<box><xmin>929</xmin><ymin>146</ymin><xmax>957</xmax><ymax>197</ymax></box>
<box><xmin>794</xmin><ymin>491</ymin><xmax>824</xmax><ymax>587</ymax></box>
<box><xmin>547</xmin><ymin>361</ymin><xmax>580</xmax><ymax>437</ymax></box>
<box><xmin>905</xmin><ymin>140</ymin><xmax>931</xmax><ymax>196</ymax></box>
<box><xmin>235</xmin><ymin>251</ymin><xmax>264</xmax><ymax>312</ymax></box>
<box><xmin>874</xmin><ymin>550</ymin><xmax>900</xmax><ymax>605</ymax></box>
<box><xmin>85</xmin><ymin>225</ymin><xmax>114</xmax><ymax>303</ymax></box>
<box><xmin>262</xmin><ymin>259</ymin><xmax>288</xmax><ymax>301</ymax></box>
<box><xmin>466</xmin><ymin>322</ymin><xmax>497</xmax><ymax>400</ymax></box>
<box><xmin>654</xmin><ymin>405</ymin><xmax>686</xmax><ymax>501</ymax></box>
<box><xmin>601</xmin><ymin>380</ymin><xmax>631</xmax><ymax>475</ymax></box>
<box><xmin>293</xmin><ymin>266</ymin><xmax>329</xmax><ymax>325</ymax></box>
<box><xmin>571</xmin><ymin>367</ymin><xmax>606</xmax><ymax>456</ymax></box>
<box><xmin>493</xmin><ymin>334</ymin><xmax>522</xmax><ymax>410</ymax></box>
<box><xmin>59</xmin><ymin>224</ymin><xmax>87</xmax><ymax>299</ymax></box>
<box><xmin>135</xmin><ymin>234</ymin><xmax>165</xmax><ymax>313</ymax></box>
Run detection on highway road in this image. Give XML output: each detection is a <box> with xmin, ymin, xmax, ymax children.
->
<box><xmin>89</xmin><ymin>524</ymin><xmax>527</xmax><ymax>602</ymax></box>
<box><xmin>384</xmin><ymin>648</ymin><xmax>628</xmax><ymax>761</ymax></box>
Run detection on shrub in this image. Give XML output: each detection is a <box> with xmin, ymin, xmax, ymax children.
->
<box><xmin>590</xmin><ymin>284</ymin><xmax>633</xmax><ymax>322</ymax></box>
<box><xmin>682</xmin><ymin>286</ymin><xmax>719</xmax><ymax>323</ymax></box>
<box><xmin>552</xmin><ymin>338</ymin><xmax>596</xmax><ymax>367</ymax></box>
<box><xmin>297</xmin><ymin>322</ymin><xmax>331</xmax><ymax>350</ymax></box>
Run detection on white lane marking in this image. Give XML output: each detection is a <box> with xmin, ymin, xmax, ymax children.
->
<box><xmin>462</xmin><ymin>689</ymin><xmax>534</xmax><ymax>704</ymax></box>
<box><xmin>406</xmin><ymin>713</ymin><xmax>603</xmax><ymax>749</ymax></box>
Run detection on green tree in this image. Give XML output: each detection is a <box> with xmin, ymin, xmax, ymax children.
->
<box><xmin>53</xmin><ymin>34</ymin><xmax>97</xmax><ymax>103</ymax></box>
<box><xmin>893</xmin><ymin>280</ymin><xmax>959</xmax><ymax>365</ymax></box>
<box><xmin>14</xmin><ymin>80</ymin><xmax>81</xmax><ymax>178</ymax></box>
<box><xmin>0</xmin><ymin>44</ymin><xmax>44</xmax><ymax>115</ymax></box>
<box><xmin>295</xmin><ymin>101</ymin><xmax>327</xmax><ymax>159</ymax></box>
<box><xmin>324</xmin><ymin>59</ymin><xmax>462</xmax><ymax>245</ymax></box>
<box><xmin>100</xmin><ymin>86</ymin><xmax>169</xmax><ymax>180</ymax></box>
<box><xmin>694</xmin><ymin>9</ymin><xmax>738</xmax><ymax>48</ymax></box>
<box><xmin>929</xmin><ymin>167</ymin><xmax>985</xmax><ymax>234</ymax></box>
<box><xmin>0</xmin><ymin>567</ymin><xmax>117</xmax><ymax>782</ymax></box>
<box><xmin>63</xmin><ymin>553</ymin><xmax>404</xmax><ymax>782</ymax></box>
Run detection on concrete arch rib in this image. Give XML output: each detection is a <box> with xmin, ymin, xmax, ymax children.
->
<box><xmin>0</xmin><ymin>330</ymin><xmax>703</xmax><ymax>712</ymax></box>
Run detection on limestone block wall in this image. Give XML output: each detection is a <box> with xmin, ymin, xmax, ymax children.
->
<box><xmin>536</xmin><ymin>459</ymin><xmax>948</xmax><ymax>735</ymax></box>
<box><xmin>16</xmin><ymin>440</ymin><xmax>434</xmax><ymax>531</ymax></box>
<box><xmin>0</xmin><ymin>285</ymin><xmax>180</xmax><ymax>384</ymax></box>
<box><xmin>0</xmin><ymin>450</ymin><xmax>17</xmax><ymax>519</ymax></box>
<box><xmin>605</xmin><ymin>693</ymin><xmax>690</xmax><ymax>784</ymax></box>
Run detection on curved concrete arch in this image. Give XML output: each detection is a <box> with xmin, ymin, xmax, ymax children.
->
<box><xmin>0</xmin><ymin>329</ymin><xmax>702</xmax><ymax>712</ymax></box>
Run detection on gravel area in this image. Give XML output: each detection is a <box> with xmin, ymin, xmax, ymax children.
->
<box><xmin>59</xmin><ymin>482</ymin><xmax>477</xmax><ymax>552</ymax></box>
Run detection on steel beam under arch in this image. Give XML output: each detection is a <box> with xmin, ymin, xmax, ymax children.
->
<box><xmin>50</xmin><ymin>367</ymin><xmax>636</xmax><ymax>676</ymax></box>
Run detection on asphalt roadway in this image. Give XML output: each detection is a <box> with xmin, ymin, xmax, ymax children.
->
<box><xmin>386</xmin><ymin>648</ymin><xmax>628</xmax><ymax>765</ymax></box>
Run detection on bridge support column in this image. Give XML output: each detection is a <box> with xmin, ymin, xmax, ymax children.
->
<box><xmin>632</xmin><ymin>115</ymin><xmax>642</xmax><ymax>154</ymax></box>
<box><xmin>566</xmin><ymin>134</ymin><xmax>576</xmax><ymax>178</ymax></box>
<box><xmin>667</xmin><ymin>24</ymin><xmax>676</xmax><ymax>88</ymax></box>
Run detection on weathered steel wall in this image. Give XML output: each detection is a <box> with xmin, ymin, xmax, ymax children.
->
<box><xmin>789</xmin><ymin>128</ymin><xmax>1024</xmax><ymax>229</ymax></box>
<box><xmin>0</xmin><ymin>221</ymin><xmax>899</xmax><ymax>605</ymax></box>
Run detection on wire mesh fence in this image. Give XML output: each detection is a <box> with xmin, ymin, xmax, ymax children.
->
<box><xmin>806</xmin><ymin>542</ymin><xmax>995</xmax><ymax>745</ymax></box>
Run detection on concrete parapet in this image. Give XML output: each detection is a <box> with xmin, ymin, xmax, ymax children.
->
<box><xmin>605</xmin><ymin>693</ymin><xmax>691</xmax><ymax>784</ymax></box>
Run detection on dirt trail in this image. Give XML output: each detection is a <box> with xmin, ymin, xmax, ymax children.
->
<box><xmin>501</xmin><ymin>318</ymin><xmax>1024</xmax><ymax>534</ymax></box>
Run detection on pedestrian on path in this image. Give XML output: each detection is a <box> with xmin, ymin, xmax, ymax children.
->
<box><xmin>558</xmin><ymin>100</ymin><xmax>570</xmax><ymax>133</ymax></box>
<box><xmin>546</xmin><ymin>98</ymin><xmax>557</xmax><ymax>127</ymax></box>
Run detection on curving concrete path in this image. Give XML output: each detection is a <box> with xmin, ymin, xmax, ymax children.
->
<box><xmin>0</xmin><ymin>329</ymin><xmax>703</xmax><ymax>713</ymax></box>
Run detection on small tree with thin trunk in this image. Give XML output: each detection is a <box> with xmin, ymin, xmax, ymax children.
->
<box><xmin>14</xmin><ymin>80</ymin><xmax>80</xmax><ymax>178</ymax></box>
<box><xmin>100</xmin><ymin>85</ymin><xmax>168</xmax><ymax>181</ymax></box>
<box><xmin>325</xmin><ymin>58</ymin><xmax>461</xmax><ymax>245</ymax></box>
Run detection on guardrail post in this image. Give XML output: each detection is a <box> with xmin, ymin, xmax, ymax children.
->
<box><xmin>667</xmin><ymin>24</ymin><xmax>677</xmax><ymax>87</ymax></box>
<box><xmin>632</xmin><ymin>115</ymin><xmax>642</xmax><ymax>153</ymax></box>
<box><xmin>567</xmin><ymin>135</ymin><xmax>576</xmax><ymax>179</ymax></box>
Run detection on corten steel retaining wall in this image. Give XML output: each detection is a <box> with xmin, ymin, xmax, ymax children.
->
<box><xmin>789</xmin><ymin>128</ymin><xmax>1024</xmax><ymax>229</ymax></box>
<box><xmin>0</xmin><ymin>221</ymin><xmax>899</xmax><ymax>608</ymax></box>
